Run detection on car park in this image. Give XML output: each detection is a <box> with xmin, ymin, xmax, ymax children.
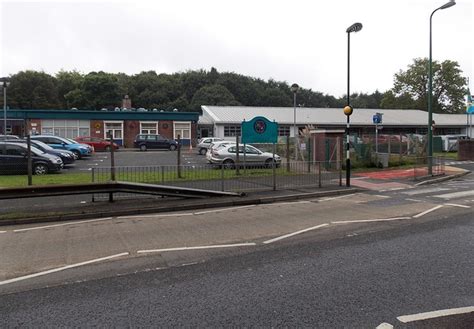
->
<box><xmin>0</xmin><ymin>141</ymin><xmax>63</xmax><ymax>175</ymax></box>
<box><xmin>208</xmin><ymin>143</ymin><xmax>281</xmax><ymax>168</ymax></box>
<box><xmin>31</xmin><ymin>135</ymin><xmax>92</xmax><ymax>159</ymax></box>
<box><xmin>197</xmin><ymin>137</ymin><xmax>224</xmax><ymax>155</ymax></box>
<box><xmin>28</xmin><ymin>140</ymin><xmax>76</xmax><ymax>165</ymax></box>
<box><xmin>75</xmin><ymin>136</ymin><xmax>119</xmax><ymax>152</ymax></box>
<box><xmin>134</xmin><ymin>134</ymin><xmax>178</xmax><ymax>151</ymax></box>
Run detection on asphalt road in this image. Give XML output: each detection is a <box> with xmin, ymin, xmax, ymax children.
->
<box><xmin>0</xmin><ymin>210</ymin><xmax>472</xmax><ymax>327</ymax></box>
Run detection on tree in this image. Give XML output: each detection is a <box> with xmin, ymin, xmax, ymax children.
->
<box><xmin>8</xmin><ymin>70</ymin><xmax>60</xmax><ymax>109</ymax></box>
<box><xmin>190</xmin><ymin>84</ymin><xmax>240</xmax><ymax>112</ymax></box>
<box><xmin>382</xmin><ymin>58</ymin><xmax>467</xmax><ymax>113</ymax></box>
<box><xmin>56</xmin><ymin>70</ymin><xmax>84</xmax><ymax>109</ymax></box>
<box><xmin>82</xmin><ymin>72</ymin><xmax>120</xmax><ymax>109</ymax></box>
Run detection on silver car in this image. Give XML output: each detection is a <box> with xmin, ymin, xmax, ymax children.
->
<box><xmin>197</xmin><ymin>137</ymin><xmax>224</xmax><ymax>155</ymax></box>
<box><xmin>206</xmin><ymin>141</ymin><xmax>236</xmax><ymax>161</ymax></box>
<box><xmin>208</xmin><ymin>144</ymin><xmax>281</xmax><ymax>168</ymax></box>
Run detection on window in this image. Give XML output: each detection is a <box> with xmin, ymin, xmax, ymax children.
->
<box><xmin>174</xmin><ymin>122</ymin><xmax>191</xmax><ymax>139</ymax></box>
<box><xmin>278</xmin><ymin>126</ymin><xmax>290</xmax><ymax>137</ymax></box>
<box><xmin>104</xmin><ymin>121</ymin><xmax>123</xmax><ymax>140</ymax></box>
<box><xmin>6</xmin><ymin>145</ymin><xmax>26</xmax><ymax>156</ymax></box>
<box><xmin>140</xmin><ymin>122</ymin><xmax>158</xmax><ymax>135</ymax></box>
<box><xmin>146</xmin><ymin>135</ymin><xmax>157</xmax><ymax>141</ymax></box>
<box><xmin>224</xmin><ymin>125</ymin><xmax>241</xmax><ymax>137</ymax></box>
<box><xmin>42</xmin><ymin>120</ymin><xmax>90</xmax><ymax>138</ymax></box>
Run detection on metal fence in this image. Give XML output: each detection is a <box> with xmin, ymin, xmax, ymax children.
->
<box><xmin>91</xmin><ymin>160</ymin><xmax>343</xmax><ymax>200</ymax></box>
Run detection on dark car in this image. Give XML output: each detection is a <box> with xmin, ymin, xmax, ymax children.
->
<box><xmin>75</xmin><ymin>136</ymin><xmax>119</xmax><ymax>152</ymax></box>
<box><xmin>29</xmin><ymin>140</ymin><xmax>76</xmax><ymax>165</ymax></box>
<box><xmin>133</xmin><ymin>134</ymin><xmax>178</xmax><ymax>151</ymax></box>
<box><xmin>0</xmin><ymin>142</ymin><xmax>63</xmax><ymax>175</ymax></box>
<box><xmin>31</xmin><ymin>135</ymin><xmax>92</xmax><ymax>159</ymax></box>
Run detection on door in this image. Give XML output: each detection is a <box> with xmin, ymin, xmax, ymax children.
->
<box><xmin>3</xmin><ymin>144</ymin><xmax>28</xmax><ymax>174</ymax></box>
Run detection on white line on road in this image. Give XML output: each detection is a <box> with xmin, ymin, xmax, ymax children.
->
<box><xmin>331</xmin><ymin>217</ymin><xmax>411</xmax><ymax>224</ymax></box>
<box><xmin>262</xmin><ymin>224</ymin><xmax>329</xmax><ymax>244</ymax></box>
<box><xmin>402</xmin><ymin>187</ymin><xmax>450</xmax><ymax>195</ymax></box>
<box><xmin>0</xmin><ymin>252</ymin><xmax>129</xmax><ymax>286</ymax></box>
<box><xmin>137</xmin><ymin>243</ymin><xmax>256</xmax><ymax>254</ymax></box>
<box><xmin>405</xmin><ymin>198</ymin><xmax>424</xmax><ymax>202</ymax></box>
<box><xmin>265</xmin><ymin>201</ymin><xmax>312</xmax><ymax>206</ymax></box>
<box><xmin>434</xmin><ymin>190</ymin><xmax>474</xmax><ymax>200</ymax></box>
<box><xmin>318</xmin><ymin>193</ymin><xmax>358</xmax><ymax>202</ymax></box>
<box><xmin>413</xmin><ymin>205</ymin><xmax>444</xmax><ymax>218</ymax></box>
<box><xmin>444</xmin><ymin>203</ymin><xmax>471</xmax><ymax>208</ymax></box>
<box><xmin>13</xmin><ymin>217</ymin><xmax>114</xmax><ymax>232</ymax></box>
<box><xmin>397</xmin><ymin>306</ymin><xmax>474</xmax><ymax>323</ymax></box>
<box><xmin>194</xmin><ymin>205</ymin><xmax>255</xmax><ymax>215</ymax></box>
<box><xmin>119</xmin><ymin>213</ymin><xmax>194</xmax><ymax>220</ymax></box>
<box><xmin>0</xmin><ymin>230</ymin><xmax>6</xmax><ymax>234</ymax></box>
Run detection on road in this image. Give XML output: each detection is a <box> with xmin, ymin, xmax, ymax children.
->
<box><xmin>0</xmin><ymin>165</ymin><xmax>473</xmax><ymax>327</ymax></box>
<box><xmin>0</xmin><ymin>207</ymin><xmax>472</xmax><ymax>327</ymax></box>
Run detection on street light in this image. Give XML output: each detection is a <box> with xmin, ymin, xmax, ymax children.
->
<box><xmin>290</xmin><ymin>83</ymin><xmax>299</xmax><ymax>161</ymax></box>
<box><xmin>345</xmin><ymin>22</ymin><xmax>362</xmax><ymax>187</ymax></box>
<box><xmin>1</xmin><ymin>79</ymin><xmax>10</xmax><ymax>135</ymax></box>
<box><xmin>428</xmin><ymin>0</ymin><xmax>456</xmax><ymax>174</ymax></box>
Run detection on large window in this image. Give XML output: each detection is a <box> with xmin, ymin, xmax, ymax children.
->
<box><xmin>224</xmin><ymin>125</ymin><xmax>241</xmax><ymax>137</ymax></box>
<box><xmin>104</xmin><ymin>121</ymin><xmax>123</xmax><ymax>139</ymax></box>
<box><xmin>140</xmin><ymin>122</ymin><xmax>158</xmax><ymax>135</ymax></box>
<box><xmin>174</xmin><ymin>122</ymin><xmax>191</xmax><ymax>139</ymax></box>
<box><xmin>42</xmin><ymin>120</ymin><xmax>90</xmax><ymax>138</ymax></box>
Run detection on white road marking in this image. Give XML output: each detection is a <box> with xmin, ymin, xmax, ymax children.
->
<box><xmin>332</xmin><ymin>217</ymin><xmax>411</xmax><ymax>224</ymax></box>
<box><xmin>118</xmin><ymin>213</ymin><xmax>193</xmax><ymax>220</ymax></box>
<box><xmin>194</xmin><ymin>205</ymin><xmax>255</xmax><ymax>215</ymax></box>
<box><xmin>373</xmin><ymin>195</ymin><xmax>390</xmax><ymax>198</ymax></box>
<box><xmin>397</xmin><ymin>306</ymin><xmax>474</xmax><ymax>323</ymax></box>
<box><xmin>402</xmin><ymin>187</ymin><xmax>450</xmax><ymax>195</ymax></box>
<box><xmin>0</xmin><ymin>230</ymin><xmax>6</xmax><ymax>234</ymax></box>
<box><xmin>444</xmin><ymin>203</ymin><xmax>471</xmax><ymax>208</ymax></box>
<box><xmin>263</xmin><ymin>224</ymin><xmax>329</xmax><ymax>244</ymax></box>
<box><xmin>318</xmin><ymin>193</ymin><xmax>358</xmax><ymax>202</ymax></box>
<box><xmin>79</xmin><ymin>168</ymin><xmax>92</xmax><ymax>171</ymax></box>
<box><xmin>405</xmin><ymin>198</ymin><xmax>423</xmax><ymax>202</ymax></box>
<box><xmin>137</xmin><ymin>243</ymin><xmax>256</xmax><ymax>254</ymax></box>
<box><xmin>80</xmin><ymin>201</ymin><xmax>87</xmax><ymax>204</ymax></box>
<box><xmin>13</xmin><ymin>217</ymin><xmax>114</xmax><ymax>232</ymax></box>
<box><xmin>376</xmin><ymin>323</ymin><xmax>394</xmax><ymax>329</ymax></box>
<box><xmin>434</xmin><ymin>190</ymin><xmax>474</xmax><ymax>200</ymax></box>
<box><xmin>0</xmin><ymin>252</ymin><xmax>129</xmax><ymax>286</ymax></box>
<box><xmin>413</xmin><ymin>205</ymin><xmax>444</xmax><ymax>218</ymax></box>
<box><xmin>266</xmin><ymin>201</ymin><xmax>312</xmax><ymax>206</ymax></box>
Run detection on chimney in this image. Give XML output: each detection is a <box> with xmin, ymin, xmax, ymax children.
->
<box><xmin>122</xmin><ymin>95</ymin><xmax>132</xmax><ymax>109</ymax></box>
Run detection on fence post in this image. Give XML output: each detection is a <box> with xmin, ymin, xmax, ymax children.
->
<box><xmin>161</xmin><ymin>166</ymin><xmax>165</xmax><ymax>184</ymax></box>
<box><xmin>110</xmin><ymin>136</ymin><xmax>116</xmax><ymax>181</ymax></box>
<box><xmin>286</xmin><ymin>136</ymin><xmax>290</xmax><ymax>173</ymax></box>
<box><xmin>307</xmin><ymin>137</ymin><xmax>311</xmax><ymax>173</ymax></box>
<box><xmin>91</xmin><ymin>167</ymin><xmax>95</xmax><ymax>202</ymax></box>
<box><xmin>399</xmin><ymin>132</ymin><xmax>403</xmax><ymax>166</ymax></box>
<box><xmin>235</xmin><ymin>135</ymin><xmax>240</xmax><ymax>175</ymax></box>
<box><xmin>27</xmin><ymin>133</ymin><xmax>32</xmax><ymax>186</ymax></box>
<box><xmin>339</xmin><ymin>160</ymin><xmax>342</xmax><ymax>186</ymax></box>
<box><xmin>272</xmin><ymin>142</ymin><xmax>276</xmax><ymax>191</ymax></box>
<box><xmin>177</xmin><ymin>135</ymin><xmax>182</xmax><ymax>179</ymax></box>
<box><xmin>221</xmin><ymin>163</ymin><xmax>225</xmax><ymax>191</ymax></box>
<box><xmin>318</xmin><ymin>162</ymin><xmax>322</xmax><ymax>188</ymax></box>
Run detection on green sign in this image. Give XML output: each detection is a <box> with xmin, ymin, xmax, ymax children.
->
<box><xmin>241</xmin><ymin>116</ymin><xmax>278</xmax><ymax>144</ymax></box>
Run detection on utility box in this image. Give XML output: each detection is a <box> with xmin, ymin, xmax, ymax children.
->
<box><xmin>375</xmin><ymin>153</ymin><xmax>389</xmax><ymax>168</ymax></box>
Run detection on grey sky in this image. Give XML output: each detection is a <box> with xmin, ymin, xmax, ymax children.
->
<box><xmin>1</xmin><ymin>0</ymin><xmax>472</xmax><ymax>97</ymax></box>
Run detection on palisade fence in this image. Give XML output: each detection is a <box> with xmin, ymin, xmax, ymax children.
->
<box><xmin>91</xmin><ymin>160</ymin><xmax>343</xmax><ymax>200</ymax></box>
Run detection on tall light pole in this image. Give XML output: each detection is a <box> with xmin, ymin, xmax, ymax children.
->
<box><xmin>344</xmin><ymin>22</ymin><xmax>363</xmax><ymax>187</ymax></box>
<box><xmin>428</xmin><ymin>0</ymin><xmax>456</xmax><ymax>174</ymax></box>
<box><xmin>290</xmin><ymin>83</ymin><xmax>299</xmax><ymax>161</ymax></box>
<box><xmin>1</xmin><ymin>79</ymin><xmax>10</xmax><ymax>135</ymax></box>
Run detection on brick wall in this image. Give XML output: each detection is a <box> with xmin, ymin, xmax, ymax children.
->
<box><xmin>159</xmin><ymin>121</ymin><xmax>173</xmax><ymax>139</ymax></box>
<box><xmin>124</xmin><ymin>120</ymin><xmax>140</xmax><ymax>148</ymax></box>
<box><xmin>28</xmin><ymin>119</ymin><xmax>42</xmax><ymax>135</ymax></box>
<box><xmin>90</xmin><ymin>120</ymin><xmax>104</xmax><ymax>138</ymax></box>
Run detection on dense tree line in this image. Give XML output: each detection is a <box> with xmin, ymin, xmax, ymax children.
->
<box><xmin>1</xmin><ymin>59</ymin><xmax>468</xmax><ymax>113</ymax></box>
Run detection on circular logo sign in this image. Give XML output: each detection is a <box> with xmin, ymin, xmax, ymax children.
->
<box><xmin>254</xmin><ymin>119</ymin><xmax>266</xmax><ymax>134</ymax></box>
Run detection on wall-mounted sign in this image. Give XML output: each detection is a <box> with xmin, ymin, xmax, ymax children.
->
<box><xmin>242</xmin><ymin>116</ymin><xmax>278</xmax><ymax>144</ymax></box>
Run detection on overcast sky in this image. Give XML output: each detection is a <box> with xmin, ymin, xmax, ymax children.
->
<box><xmin>1</xmin><ymin>0</ymin><xmax>472</xmax><ymax>97</ymax></box>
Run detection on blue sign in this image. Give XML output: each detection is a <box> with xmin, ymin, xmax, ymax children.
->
<box><xmin>242</xmin><ymin>116</ymin><xmax>278</xmax><ymax>144</ymax></box>
<box><xmin>373</xmin><ymin>113</ymin><xmax>382</xmax><ymax>124</ymax></box>
<box><xmin>467</xmin><ymin>105</ymin><xmax>474</xmax><ymax>114</ymax></box>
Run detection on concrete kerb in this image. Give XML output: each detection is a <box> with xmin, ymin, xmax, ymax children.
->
<box><xmin>414</xmin><ymin>170</ymin><xmax>471</xmax><ymax>186</ymax></box>
<box><xmin>0</xmin><ymin>187</ymin><xmax>362</xmax><ymax>227</ymax></box>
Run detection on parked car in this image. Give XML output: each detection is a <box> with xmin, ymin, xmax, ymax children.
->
<box><xmin>0</xmin><ymin>135</ymin><xmax>20</xmax><ymax>141</ymax></box>
<box><xmin>0</xmin><ymin>141</ymin><xmax>63</xmax><ymax>175</ymax></box>
<box><xmin>31</xmin><ymin>135</ymin><xmax>92</xmax><ymax>159</ymax></box>
<box><xmin>197</xmin><ymin>137</ymin><xmax>224</xmax><ymax>155</ymax></box>
<box><xmin>133</xmin><ymin>134</ymin><xmax>178</xmax><ymax>151</ymax></box>
<box><xmin>206</xmin><ymin>141</ymin><xmax>236</xmax><ymax>161</ymax></box>
<box><xmin>28</xmin><ymin>140</ymin><xmax>76</xmax><ymax>165</ymax></box>
<box><xmin>208</xmin><ymin>144</ymin><xmax>281</xmax><ymax>168</ymax></box>
<box><xmin>75</xmin><ymin>136</ymin><xmax>119</xmax><ymax>152</ymax></box>
<box><xmin>63</xmin><ymin>137</ymin><xmax>94</xmax><ymax>153</ymax></box>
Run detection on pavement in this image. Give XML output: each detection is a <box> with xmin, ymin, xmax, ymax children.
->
<box><xmin>0</xmin><ymin>165</ymin><xmax>469</xmax><ymax>226</ymax></box>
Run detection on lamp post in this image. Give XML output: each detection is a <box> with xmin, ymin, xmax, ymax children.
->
<box><xmin>344</xmin><ymin>22</ymin><xmax>363</xmax><ymax>187</ymax></box>
<box><xmin>290</xmin><ymin>83</ymin><xmax>299</xmax><ymax>161</ymax></box>
<box><xmin>1</xmin><ymin>79</ymin><xmax>10</xmax><ymax>135</ymax></box>
<box><xmin>428</xmin><ymin>0</ymin><xmax>456</xmax><ymax>174</ymax></box>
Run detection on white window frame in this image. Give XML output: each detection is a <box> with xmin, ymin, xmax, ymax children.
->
<box><xmin>41</xmin><ymin>120</ymin><xmax>90</xmax><ymax>138</ymax></box>
<box><xmin>140</xmin><ymin>121</ymin><xmax>159</xmax><ymax>135</ymax></box>
<box><xmin>173</xmin><ymin>121</ymin><xmax>191</xmax><ymax>139</ymax></box>
<box><xmin>104</xmin><ymin>121</ymin><xmax>124</xmax><ymax>140</ymax></box>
